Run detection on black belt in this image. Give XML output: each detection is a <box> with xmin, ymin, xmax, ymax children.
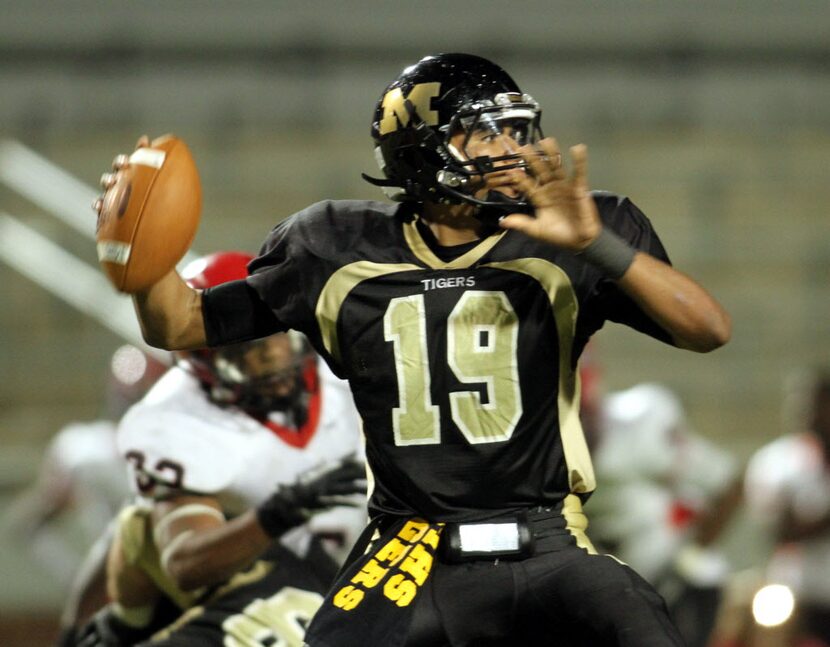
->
<box><xmin>439</xmin><ymin>504</ymin><xmax>576</xmax><ymax>563</ymax></box>
<box><xmin>363</xmin><ymin>501</ymin><xmax>583</xmax><ymax>568</ymax></box>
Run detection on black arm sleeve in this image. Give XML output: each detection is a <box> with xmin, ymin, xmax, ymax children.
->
<box><xmin>589</xmin><ymin>193</ymin><xmax>675</xmax><ymax>345</ymax></box>
<box><xmin>202</xmin><ymin>279</ymin><xmax>286</xmax><ymax>347</ymax></box>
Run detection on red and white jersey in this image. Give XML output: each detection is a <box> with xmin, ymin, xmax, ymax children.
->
<box><xmin>744</xmin><ymin>432</ymin><xmax>830</xmax><ymax>604</ymax></box>
<box><xmin>587</xmin><ymin>383</ymin><xmax>736</xmax><ymax>582</ymax></box>
<box><xmin>117</xmin><ymin>360</ymin><xmax>366</xmax><ymax>559</ymax></box>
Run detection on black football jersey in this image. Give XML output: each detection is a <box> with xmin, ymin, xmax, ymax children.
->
<box><xmin>203</xmin><ymin>194</ymin><xmax>672</xmax><ymax>522</ymax></box>
<box><xmin>146</xmin><ymin>541</ymin><xmax>337</xmax><ymax>646</ymax></box>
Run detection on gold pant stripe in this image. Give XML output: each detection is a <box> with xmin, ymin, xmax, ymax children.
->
<box><xmin>562</xmin><ymin>494</ymin><xmax>598</xmax><ymax>555</ymax></box>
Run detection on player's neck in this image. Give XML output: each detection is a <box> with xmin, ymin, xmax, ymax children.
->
<box><xmin>420</xmin><ymin>202</ymin><xmax>485</xmax><ymax>245</ymax></box>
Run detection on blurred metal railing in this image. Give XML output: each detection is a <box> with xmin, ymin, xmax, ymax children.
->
<box><xmin>0</xmin><ymin>138</ymin><xmax>197</xmax><ymax>360</ymax></box>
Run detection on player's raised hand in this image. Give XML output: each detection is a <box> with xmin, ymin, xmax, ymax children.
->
<box><xmin>498</xmin><ymin>138</ymin><xmax>602</xmax><ymax>252</ymax></box>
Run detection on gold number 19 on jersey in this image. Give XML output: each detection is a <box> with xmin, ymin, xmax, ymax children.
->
<box><xmin>384</xmin><ymin>290</ymin><xmax>522</xmax><ymax>446</ymax></box>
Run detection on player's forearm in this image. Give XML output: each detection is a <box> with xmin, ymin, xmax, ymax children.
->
<box><xmin>163</xmin><ymin>510</ymin><xmax>272</xmax><ymax>591</ymax></box>
<box><xmin>131</xmin><ymin>270</ymin><xmax>207</xmax><ymax>350</ymax></box>
<box><xmin>617</xmin><ymin>252</ymin><xmax>732</xmax><ymax>352</ymax></box>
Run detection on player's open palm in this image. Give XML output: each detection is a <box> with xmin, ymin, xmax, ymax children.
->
<box><xmin>499</xmin><ymin>138</ymin><xmax>601</xmax><ymax>252</ymax></box>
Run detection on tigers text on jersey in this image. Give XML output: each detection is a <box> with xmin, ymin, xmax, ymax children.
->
<box><xmin>203</xmin><ymin>196</ymin><xmax>673</xmax><ymax>522</ymax></box>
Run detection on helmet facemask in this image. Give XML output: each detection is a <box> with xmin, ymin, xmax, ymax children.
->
<box><xmin>366</xmin><ymin>54</ymin><xmax>544</xmax><ymax>226</ymax></box>
<box><xmin>437</xmin><ymin>93</ymin><xmax>543</xmax><ymax>223</ymax></box>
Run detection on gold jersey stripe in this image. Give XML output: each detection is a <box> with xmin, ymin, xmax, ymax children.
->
<box><xmin>316</xmin><ymin>261</ymin><xmax>421</xmax><ymax>361</ymax></box>
<box><xmin>483</xmin><ymin>259</ymin><xmax>595</xmax><ymax>494</ymax></box>
<box><xmin>402</xmin><ymin>217</ymin><xmax>506</xmax><ymax>270</ymax></box>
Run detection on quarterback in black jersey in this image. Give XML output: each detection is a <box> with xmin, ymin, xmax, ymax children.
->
<box><xmin>98</xmin><ymin>53</ymin><xmax>731</xmax><ymax>646</ymax></box>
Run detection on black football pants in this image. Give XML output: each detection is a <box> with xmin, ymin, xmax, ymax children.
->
<box><xmin>404</xmin><ymin>514</ymin><xmax>685</xmax><ymax>646</ymax></box>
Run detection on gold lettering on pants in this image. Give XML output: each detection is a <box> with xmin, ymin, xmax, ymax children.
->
<box><xmin>383</xmin><ymin>573</ymin><xmax>418</xmax><ymax>607</ymax></box>
<box><xmin>330</xmin><ymin>520</ymin><xmax>442</xmax><ymax>613</ymax></box>
<box><xmin>333</xmin><ymin>585</ymin><xmax>364</xmax><ymax>611</ymax></box>
<box><xmin>351</xmin><ymin>559</ymin><xmax>389</xmax><ymax>588</ymax></box>
<box><xmin>398</xmin><ymin>519</ymin><xmax>429</xmax><ymax>543</ymax></box>
<box><xmin>399</xmin><ymin>544</ymin><xmax>433</xmax><ymax>586</ymax></box>
<box><xmin>375</xmin><ymin>537</ymin><xmax>409</xmax><ymax>566</ymax></box>
<box><xmin>422</xmin><ymin>528</ymin><xmax>441</xmax><ymax>550</ymax></box>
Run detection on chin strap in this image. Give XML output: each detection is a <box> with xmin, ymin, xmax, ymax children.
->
<box><xmin>361</xmin><ymin>171</ymin><xmax>534</xmax><ymax>228</ymax></box>
<box><xmin>437</xmin><ymin>186</ymin><xmax>535</xmax><ymax>228</ymax></box>
<box><xmin>476</xmin><ymin>190</ymin><xmax>535</xmax><ymax>227</ymax></box>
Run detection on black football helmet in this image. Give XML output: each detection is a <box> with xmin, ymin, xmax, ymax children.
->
<box><xmin>365</xmin><ymin>52</ymin><xmax>543</xmax><ymax>224</ymax></box>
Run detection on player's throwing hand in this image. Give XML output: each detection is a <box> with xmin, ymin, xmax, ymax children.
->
<box><xmin>498</xmin><ymin>138</ymin><xmax>602</xmax><ymax>253</ymax></box>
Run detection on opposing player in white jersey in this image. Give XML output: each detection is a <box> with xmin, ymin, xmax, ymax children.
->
<box><xmin>737</xmin><ymin>369</ymin><xmax>830</xmax><ymax>645</ymax></box>
<box><xmin>2</xmin><ymin>344</ymin><xmax>167</xmax><ymax>640</ymax></box>
<box><xmin>586</xmin><ymin>382</ymin><xmax>742</xmax><ymax>647</ymax></box>
<box><xmin>73</xmin><ymin>252</ymin><xmax>367</xmax><ymax>647</ymax></box>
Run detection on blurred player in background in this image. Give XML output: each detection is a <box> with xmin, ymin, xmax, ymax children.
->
<box><xmin>585</xmin><ymin>380</ymin><xmax>743</xmax><ymax>647</ymax></box>
<box><xmin>708</xmin><ymin>369</ymin><xmax>830</xmax><ymax>647</ymax></box>
<box><xmin>69</xmin><ymin>252</ymin><xmax>367</xmax><ymax>647</ymax></box>
<box><xmin>2</xmin><ymin>345</ymin><xmax>167</xmax><ymax>629</ymax></box>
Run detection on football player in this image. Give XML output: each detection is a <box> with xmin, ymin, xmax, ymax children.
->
<box><xmin>2</xmin><ymin>344</ymin><xmax>166</xmax><ymax>637</ymax></box>
<box><xmin>72</xmin><ymin>252</ymin><xmax>367</xmax><ymax>646</ymax></box>
<box><xmin>586</xmin><ymin>382</ymin><xmax>742</xmax><ymax>647</ymax></box>
<box><xmin>709</xmin><ymin>369</ymin><xmax>830</xmax><ymax>646</ymax></box>
<box><xmin>96</xmin><ymin>53</ymin><xmax>731</xmax><ymax>645</ymax></box>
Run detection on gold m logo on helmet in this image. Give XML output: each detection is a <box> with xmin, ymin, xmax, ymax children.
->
<box><xmin>378</xmin><ymin>82</ymin><xmax>440</xmax><ymax>135</ymax></box>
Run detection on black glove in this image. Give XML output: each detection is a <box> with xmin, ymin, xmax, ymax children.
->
<box><xmin>256</xmin><ymin>458</ymin><xmax>366</xmax><ymax>537</ymax></box>
<box><xmin>71</xmin><ymin>607</ymin><xmax>154</xmax><ymax>647</ymax></box>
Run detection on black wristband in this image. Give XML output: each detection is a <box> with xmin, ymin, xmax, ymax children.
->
<box><xmin>578</xmin><ymin>228</ymin><xmax>636</xmax><ymax>279</ymax></box>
